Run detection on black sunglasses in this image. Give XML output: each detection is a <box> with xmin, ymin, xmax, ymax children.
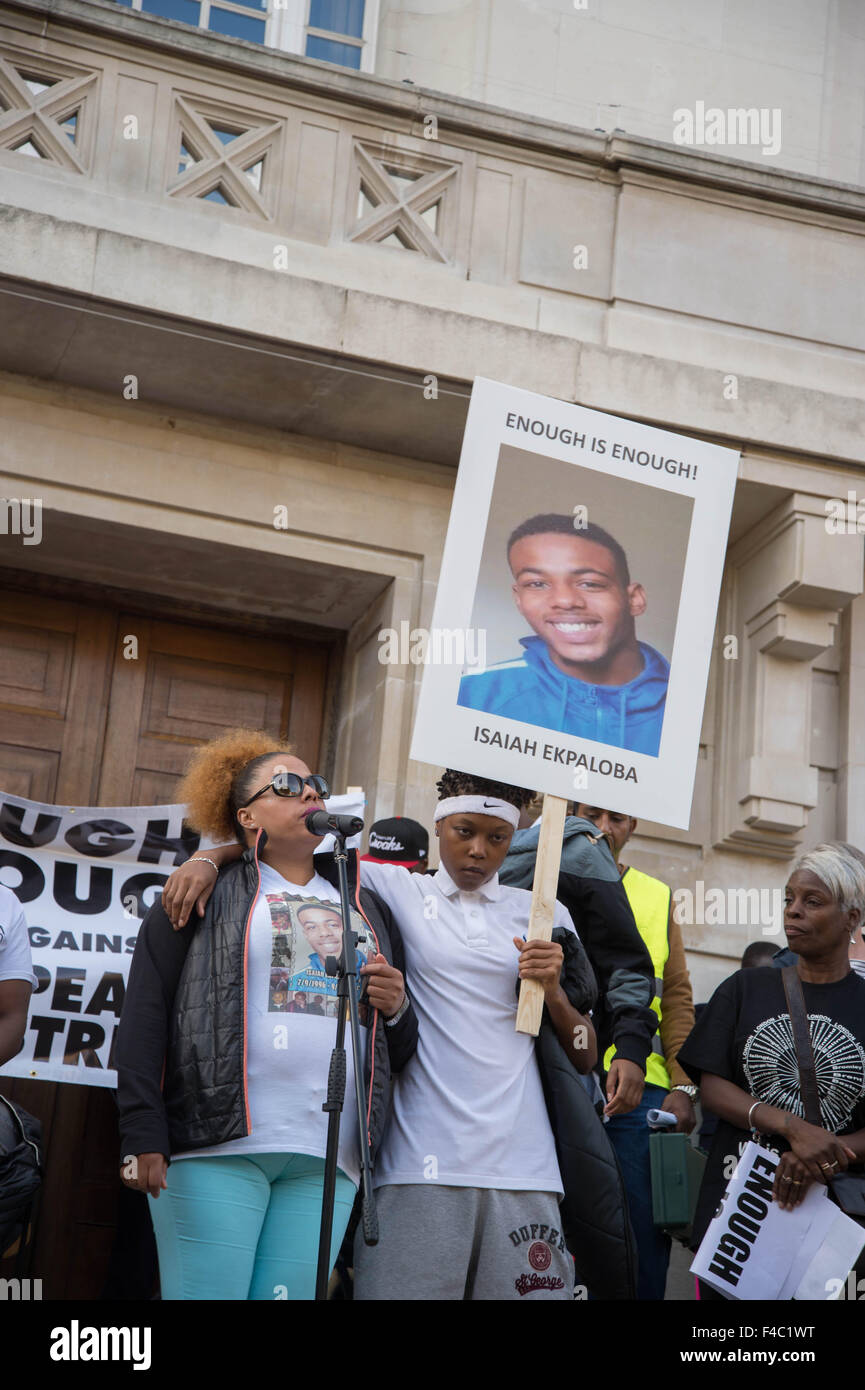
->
<box><xmin>241</xmin><ymin>772</ymin><xmax>330</xmax><ymax>808</ymax></box>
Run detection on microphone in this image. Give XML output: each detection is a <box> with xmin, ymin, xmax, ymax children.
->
<box><xmin>305</xmin><ymin>810</ymin><xmax>364</xmax><ymax>838</ymax></box>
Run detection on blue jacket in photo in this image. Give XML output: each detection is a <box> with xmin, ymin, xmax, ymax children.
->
<box><xmin>457</xmin><ymin>635</ymin><xmax>670</xmax><ymax>756</ymax></box>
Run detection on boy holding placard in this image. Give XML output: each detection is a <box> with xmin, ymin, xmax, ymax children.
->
<box><xmin>351</xmin><ymin>768</ymin><xmax>598</xmax><ymax>1300</ymax></box>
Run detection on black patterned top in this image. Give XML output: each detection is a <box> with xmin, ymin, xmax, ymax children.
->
<box><xmin>678</xmin><ymin>966</ymin><xmax>865</xmax><ymax>1250</ymax></box>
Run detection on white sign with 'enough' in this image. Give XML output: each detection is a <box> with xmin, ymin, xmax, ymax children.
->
<box><xmin>691</xmin><ymin>1141</ymin><xmax>865</xmax><ymax>1301</ymax></box>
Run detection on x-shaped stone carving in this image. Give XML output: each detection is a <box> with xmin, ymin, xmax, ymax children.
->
<box><xmin>349</xmin><ymin>143</ymin><xmax>456</xmax><ymax>261</ymax></box>
<box><xmin>0</xmin><ymin>55</ymin><xmax>96</xmax><ymax>171</ymax></box>
<box><xmin>169</xmin><ymin>96</ymin><xmax>279</xmax><ymax>218</ymax></box>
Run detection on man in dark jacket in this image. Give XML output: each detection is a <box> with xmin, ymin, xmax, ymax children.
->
<box><xmin>501</xmin><ymin>808</ymin><xmax>656</xmax><ymax>1116</ymax></box>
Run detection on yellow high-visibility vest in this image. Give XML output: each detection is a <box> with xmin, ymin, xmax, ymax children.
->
<box><xmin>603</xmin><ymin>865</ymin><xmax>672</xmax><ymax>1092</ymax></box>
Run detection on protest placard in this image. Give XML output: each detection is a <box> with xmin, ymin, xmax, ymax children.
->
<box><xmin>691</xmin><ymin>1140</ymin><xmax>865</xmax><ymax>1300</ymax></box>
<box><xmin>0</xmin><ymin>790</ymin><xmax>363</xmax><ymax>1088</ymax></box>
<box><xmin>410</xmin><ymin>378</ymin><xmax>739</xmax><ymax>828</ymax></box>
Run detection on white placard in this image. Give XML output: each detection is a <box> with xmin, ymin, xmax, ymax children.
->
<box><xmin>691</xmin><ymin>1141</ymin><xmax>865</xmax><ymax>1300</ymax></box>
<box><xmin>409</xmin><ymin>378</ymin><xmax>738</xmax><ymax>827</ymax></box>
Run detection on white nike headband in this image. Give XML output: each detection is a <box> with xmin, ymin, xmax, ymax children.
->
<box><xmin>433</xmin><ymin>795</ymin><xmax>520</xmax><ymax>829</ymax></box>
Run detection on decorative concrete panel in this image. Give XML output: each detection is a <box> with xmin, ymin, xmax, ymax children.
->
<box><xmin>518</xmin><ymin>169</ymin><xmax>615</xmax><ymax>300</ymax></box>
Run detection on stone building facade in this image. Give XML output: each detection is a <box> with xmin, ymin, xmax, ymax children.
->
<box><xmin>1</xmin><ymin>0</ymin><xmax>864</xmax><ymax>998</ymax></box>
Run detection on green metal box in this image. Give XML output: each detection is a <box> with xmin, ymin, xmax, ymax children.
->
<box><xmin>649</xmin><ymin>1133</ymin><xmax>706</xmax><ymax>1240</ymax></box>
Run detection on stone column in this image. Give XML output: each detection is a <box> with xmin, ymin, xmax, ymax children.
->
<box><xmin>837</xmin><ymin>592</ymin><xmax>865</xmax><ymax>846</ymax></box>
<box><xmin>713</xmin><ymin>493</ymin><xmax>863</xmax><ymax>857</ymax></box>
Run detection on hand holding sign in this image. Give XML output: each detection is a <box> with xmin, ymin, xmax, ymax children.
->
<box><xmin>515</xmin><ymin>795</ymin><xmax>567</xmax><ymax>1035</ymax></box>
<box><xmin>773</xmin><ymin>1123</ymin><xmax>856</xmax><ymax>1210</ymax></box>
<box><xmin>513</xmin><ymin>936</ymin><xmax>564</xmax><ymax>993</ymax></box>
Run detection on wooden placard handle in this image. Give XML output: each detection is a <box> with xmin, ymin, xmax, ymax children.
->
<box><xmin>515</xmin><ymin>794</ymin><xmax>567</xmax><ymax>1036</ymax></box>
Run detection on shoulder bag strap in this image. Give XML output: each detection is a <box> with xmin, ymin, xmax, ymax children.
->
<box><xmin>780</xmin><ymin>964</ymin><xmax>823</xmax><ymax>1127</ymax></box>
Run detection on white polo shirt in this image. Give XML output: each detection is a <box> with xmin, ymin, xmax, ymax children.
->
<box><xmin>359</xmin><ymin>861</ymin><xmax>578</xmax><ymax>1193</ymax></box>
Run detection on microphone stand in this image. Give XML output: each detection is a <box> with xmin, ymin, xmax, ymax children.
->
<box><xmin>315</xmin><ymin>830</ymin><xmax>378</xmax><ymax>1300</ymax></box>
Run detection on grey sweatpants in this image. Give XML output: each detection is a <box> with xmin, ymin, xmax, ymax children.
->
<box><xmin>353</xmin><ymin>1184</ymin><xmax>574</xmax><ymax>1301</ymax></box>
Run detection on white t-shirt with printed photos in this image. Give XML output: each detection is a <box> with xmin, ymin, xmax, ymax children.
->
<box><xmin>173</xmin><ymin>862</ymin><xmax>370</xmax><ymax>1183</ymax></box>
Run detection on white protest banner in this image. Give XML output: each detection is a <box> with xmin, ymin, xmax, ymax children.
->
<box><xmin>409</xmin><ymin>378</ymin><xmax>739</xmax><ymax>827</ymax></box>
<box><xmin>0</xmin><ymin>789</ymin><xmax>364</xmax><ymax>1089</ymax></box>
<box><xmin>691</xmin><ymin>1141</ymin><xmax>865</xmax><ymax>1300</ymax></box>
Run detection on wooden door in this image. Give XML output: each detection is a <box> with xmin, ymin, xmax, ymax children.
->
<box><xmin>0</xmin><ymin>587</ymin><xmax>333</xmax><ymax>1298</ymax></box>
<box><xmin>97</xmin><ymin>615</ymin><xmax>328</xmax><ymax>805</ymax></box>
<box><xmin>0</xmin><ymin>593</ymin><xmax>114</xmax><ymax>805</ymax></box>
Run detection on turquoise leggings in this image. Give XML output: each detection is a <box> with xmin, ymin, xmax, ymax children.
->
<box><xmin>148</xmin><ymin>1153</ymin><xmax>356</xmax><ymax>1300</ymax></box>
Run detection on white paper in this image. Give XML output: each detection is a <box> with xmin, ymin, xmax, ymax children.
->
<box><xmin>647</xmin><ymin>1108</ymin><xmax>678</xmax><ymax>1128</ymax></box>
<box><xmin>793</xmin><ymin>1213</ymin><xmax>865</xmax><ymax>1301</ymax></box>
<box><xmin>775</xmin><ymin>1186</ymin><xmax>838</xmax><ymax>1300</ymax></box>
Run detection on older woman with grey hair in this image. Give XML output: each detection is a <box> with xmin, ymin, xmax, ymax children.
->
<box><xmin>678</xmin><ymin>843</ymin><xmax>865</xmax><ymax>1296</ymax></box>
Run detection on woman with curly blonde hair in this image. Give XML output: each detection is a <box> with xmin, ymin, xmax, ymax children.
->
<box><xmin>115</xmin><ymin>730</ymin><xmax>417</xmax><ymax>1300</ymax></box>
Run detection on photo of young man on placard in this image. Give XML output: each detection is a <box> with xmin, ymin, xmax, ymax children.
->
<box><xmin>457</xmin><ymin>447</ymin><xmax>693</xmax><ymax>758</ymax></box>
<box><xmin>410</xmin><ymin>381</ymin><xmax>737</xmax><ymax>828</ymax></box>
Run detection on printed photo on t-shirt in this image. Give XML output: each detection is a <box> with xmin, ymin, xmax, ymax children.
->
<box><xmin>264</xmin><ymin>893</ymin><xmax>369</xmax><ymax>1014</ymax></box>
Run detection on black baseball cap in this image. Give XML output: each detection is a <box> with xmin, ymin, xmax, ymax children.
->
<box><xmin>362</xmin><ymin>817</ymin><xmax>429</xmax><ymax>868</ymax></box>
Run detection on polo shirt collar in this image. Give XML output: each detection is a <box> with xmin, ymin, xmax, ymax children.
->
<box><xmin>433</xmin><ymin>865</ymin><xmax>501</xmax><ymax>901</ymax></box>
